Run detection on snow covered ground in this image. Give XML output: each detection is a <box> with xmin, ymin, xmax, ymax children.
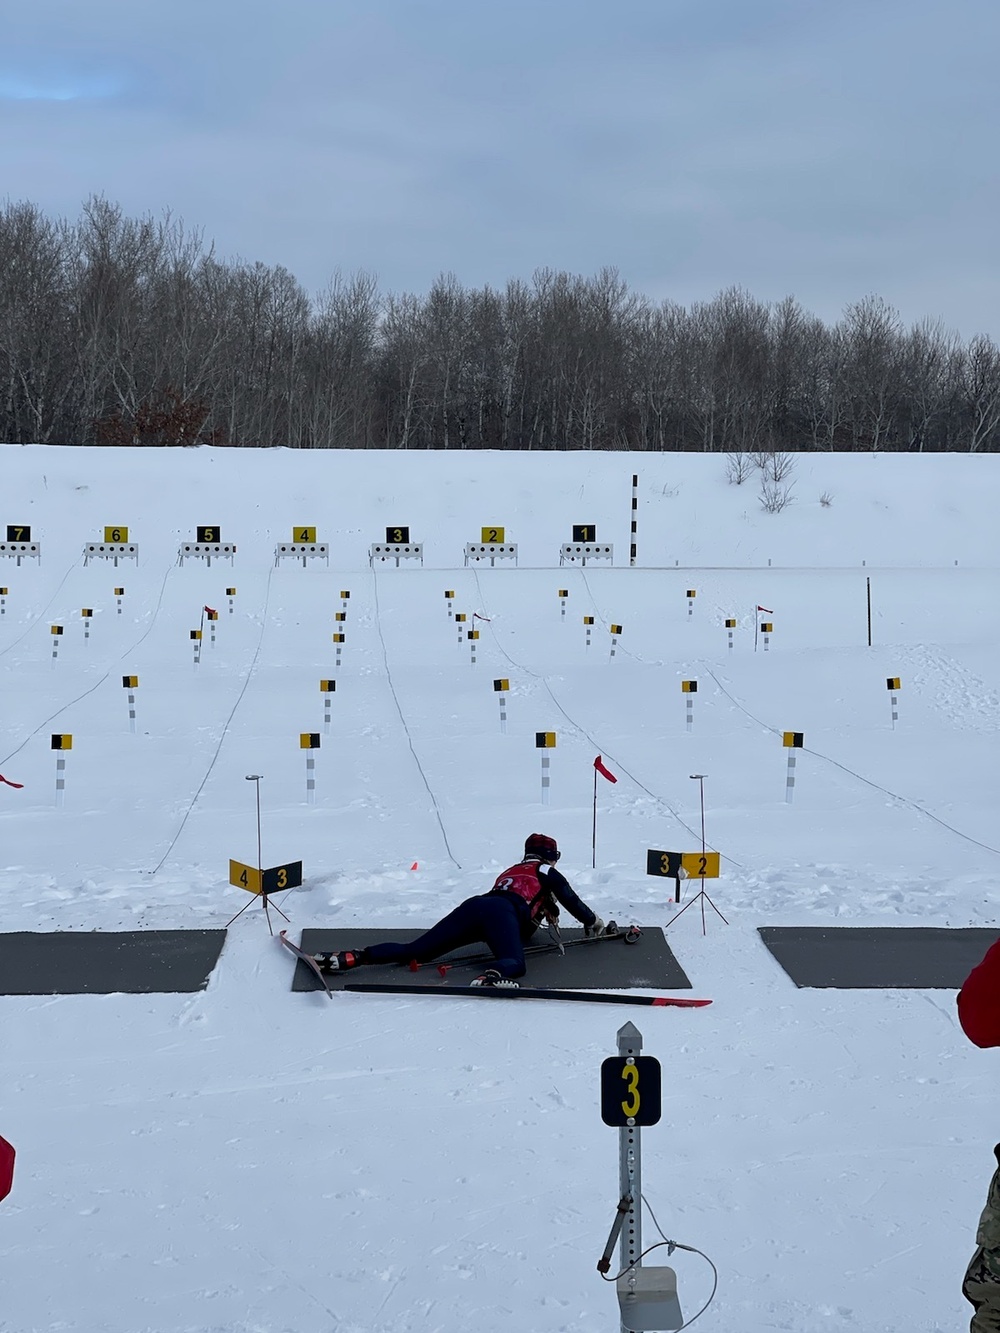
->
<box><xmin>0</xmin><ymin>445</ymin><xmax>997</xmax><ymax>1332</ymax></box>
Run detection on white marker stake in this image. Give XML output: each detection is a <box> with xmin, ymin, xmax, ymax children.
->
<box><xmin>541</xmin><ymin>753</ymin><xmax>551</xmax><ymax>805</ymax></box>
<box><xmin>686</xmin><ymin>695</ymin><xmax>693</xmax><ymax>733</ymax></box>
<box><xmin>55</xmin><ymin>755</ymin><xmax>67</xmax><ymax>808</ymax></box>
<box><xmin>785</xmin><ymin>751</ymin><xmax>796</xmax><ymax>803</ymax></box>
<box><xmin>82</xmin><ymin>614</ymin><xmax>91</xmax><ymax>643</ymax></box>
<box><xmin>324</xmin><ymin>694</ymin><xmax>332</xmax><ymax>734</ymax></box>
<box><xmin>498</xmin><ymin>693</ymin><xmax>507</xmax><ymax>734</ymax></box>
<box><xmin>468</xmin><ymin>632</ymin><xmax>477</xmax><ymax>666</ymax></box>
<box><xmin>0</xmin><ymin>591</ymin><xmax>6</xmax><ymax>618</ymax></box>
<box><xmin>306</xmin><ymin>752</ymin><xmax>316</xmax><ymax>804</ymax></box>
<box><xmin>609</xmin><ymin>624</ymin><xmax>622</xmax><ymax>661</ymax></box>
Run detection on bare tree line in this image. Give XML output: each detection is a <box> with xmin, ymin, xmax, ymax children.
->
<box><xmin>1</xmin><ymin>197</ymin><xmax>999</xmax><ymax>452</ymax></box>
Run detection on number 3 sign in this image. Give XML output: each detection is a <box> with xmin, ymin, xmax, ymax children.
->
<box><xmin>600</xmin><ymin>1056</ymin><xmax>662</xmax><ymax>1126</ymax></box>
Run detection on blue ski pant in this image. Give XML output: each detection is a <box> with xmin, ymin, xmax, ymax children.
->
<box><xmin>362</xmin><ymin>894</ymin><xmax>528</xmax><ymax>978</ymax></box>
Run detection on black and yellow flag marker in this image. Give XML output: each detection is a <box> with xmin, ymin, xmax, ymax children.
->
<box><xmin>319</xmin><ymin>679</ymin><xmax>336</xmax><ymax>693</ymax></box>
<box><xmin>122</xmin><ymin>675</ymin><xmax>138</xmax><ymax>689</ymax></box>
<box><xmin>783</xmin><ymin>732</ymin><xmax>804</xmax><ymax>748</ymax></box>
<box><xmin>681</xmin><ymin>680</ymin><xmax>697</xmax><ymax>692</ymax></box>
<box><xmin>230</xmin><ymin>859</ymin><xmax>303</xmax><ymax>896</ymax></box>
<box><xmin>300</xmin><ymin>733</ymin><xmax>321</xmax><ymax>749</ymax></box>
<box><xmin>493</xmin><ymin>678</ymin><xmax>509</xmax><ymax>692</ymax></box>
<box><xmin>535</xmin><ymin>732</ymin><xmax>556</xmax><ymax>748</ymax></box>
<box><xmin>51</xmin><ymin>734</ymin><xmax>72</xmax><ymax>750</ymax></box>
<box><xmin>646</xmin><ymin>849</ymin><xmax>721</xmax><ymax>881</ymax></box>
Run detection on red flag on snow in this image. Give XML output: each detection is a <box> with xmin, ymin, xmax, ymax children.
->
<box><xmin>757</xmin><ymin>605</ymin><xmax>773</xmax><ymax>613</ymax></box>
<box><xmin>0</xmin><ymin>774</ymin><xmax>23</xmax><ymax>789</ymax></box>
<box><xmin>594</xmin><ymin>755</ymin><xmax>618</xmax><ymax>783</ymax></box>
<box><xmin>204</xmin><ymin>605</ymin><xmax>218</xmax><ymax>617</ymax></box>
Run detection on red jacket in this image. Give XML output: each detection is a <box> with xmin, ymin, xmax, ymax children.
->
<box><xmin>958</xmin><ymin>938</ymin><xmax>1000</xmax><ymax>1048</ymax></box>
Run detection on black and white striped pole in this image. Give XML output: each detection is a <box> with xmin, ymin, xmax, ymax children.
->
<box><xmin>123</xmin><ymin>676</ymin><xmax>138</xmax><ymax>734</ymax></box>
<box><xmin>81</xmin><ymin>608</ymin><xmax>92</xmax><ymax>643</ymax></box>
<box><xmin>114</xmin><ymin>586</ymin><xmax>124</xmax><ymax>616</ymax></box>
<box><xmin>886</xmin><ymin>676</ymin><xmax>901</xmax><ymax>729</ymax></box>
<box><xmin>50</xmin><ymin>624</ymin><xmax>63</xmax><ymax>666</ymax></box>
<box><xmin>444</xmin><ymin>589</ymin><xmax>455</xmax><ymax>619</ymax></box>
<box><xmin>51</xmin><ymin>733</ymin><xmax>71</xmax><ymax>808</ymax></box>
<box><xmin>682</xmin><ymin>679</ymin><xmax>697</xmax><ymax>732</ymax></box>
<box><xmin>760</xmin><ymin>620</ymin><xmax>773</xmax><ymax>652</ymax></box>
<box><xmin>300</xmin><ymin>733</ymin><xmax>320</xmax><ymax>805</ymax></box>
<box><xmin>610</xmin><ymin>623</ymin><xmax>623</xmax><ymax>661</ymax></box>
<box><xmin>536</xmin><ymin>731</ymin><xmax>556</xmax><ymax>805</ymax></box>
<box><xmin>468</xmin><ymin>628</ymin><xmax>479</xmax><ymax>665</ymax></box>
<box><xmin>783</xmin><ymin>731</ymin><xmax>803</xmax><ymax>803</ymax></box>
<box><xmin>584</xmin><ymin>615</ymin><xmax>594</xmax><ymax>649</ymax></box>
<box><xmin>559</xmin><ymin>588</ymin><xmax>569</xmax><ymax>620</ymax></box>
<box><xmin>725</xmin><ymin>617</ymin><xmax>736</xmax><ymax>652</ymax></box>
<box><xmin>333</xmin><ymin>631</ymin><xmax>345</xmax><ymax>669</ymax></box>
<box><xmin>190</xmin><ymin>628</ymin><xmax>202</xmax><ymax>667</ymax></box>
<box><xmin>340</xmin><ymin>590</ymin><xmax>350</xmax><ymax>616</ymax></box>
<box><xmin>455</xmin><ymin>612</ymin><xmax>466</xmax><ymax>646</ymax></box>
<box><xmin>629</xmin><ymin>473</ymin><xmax>638</xmax><ymax>566</ymax></box>
<box><xmin>0</xmin><ymin>587</ymin><xmax>7</xmax><ymax>617</ymax></box>
<box><xmin>226</xmin><ymin>586</ymin><xmax>236</xmax><ymax>616</ymax></box>
<box><xmin>686</xmin><ymin>589</ymin><xmax>696</xmax><ymax>618</ymax></box>
<box><xmin>204</xmin><ymin>605</ymin><xmax>219</xmax><ymax>647</ymax></box>
<box><xmin>320</xmin><ymin>679</ymin><xmax>336</xmax><ymax>734</ymax></box>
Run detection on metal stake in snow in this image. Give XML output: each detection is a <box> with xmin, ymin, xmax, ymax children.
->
<box><xmin>686</xmin><ymin>588</ymin><xmax>696</xmax><ymax>618</ymax></box>
<box><xmin>629</xmin><ymin>473</ymin><xmax>638</xmax><ymax>566</ymax></box>
<box><xmin>333</xmin><ymin>631</ymin><xmax>345</xmax><ymax>669</ymax></box>
<box><xmin>455</xmin><ymin>612</ymin><xmax>466</xmax><ymax>646</ymax></box>
<box><xmin>467</xmin><ymin>628</ymin><xmax>479</xmax><ymax>665</ymax></box>
<box><xmin>584</xmin><ymin>615</ymin><xmax>594</xmax><ymax>649</ymax></box>
<box><xmin>226</xmin><ymin>586</ymin><xmax>236</xmax><ymax>615</ymax></box>
<box><xmin>681</xmin><ymin>679</ymin><xmax>697</xmax><ymax>732</ymax></box>
<box><xmin>536</xmin><ymin>731</ymin><xmax>556</xmax><ymax>804</ymax></box>
<box><xmin>123</xmin><ymin>676</ymin><xmax>138</xmax><ymax>734</ymax></box>
<box><xmin>610</xmin><ymin>623</ymin><xmax>623</xmax><ymax>661</ymax></box>
<box><xmin>114</xmin><ymin>586</ymin><xmax>124</xmax><ymax>616</ymax></box>
<box><xmin>886</xmin><ymin>676</ymin><xmax>901</xmax><ymax>729</ymax></box>
<box><xmin>50</xmin><ymin>624</ymin><xmax>63</xmax><ymax>665</ymax></box>
<box><xmin>493</xmin><ymin>678</ymin><xmax>509</xmax><ymax>733</ymax></box>
<box><xmin>301</xmin><ymin>733</ymin><xmax>320</xmax><ymax>804</ymax></box>
<box><xmin>339</xmin><ymin>590</ymin><xmax>350</xmax><ymax>615</ymax></box>
<box><xmin>597</xmin><ymin>1023</ymin><xmax>682</xmax><ymax>1332</ymax></box>
<box><xmin>725</xmin><ymin>617</ymin><xmax>736</xmax><ymax>652</ymax></box>
<box><xmin>559</xmin><ymin>588</ymin><xmax>569</xmax><ymax>620</ymax></box>
<box><xmin>444</xmin><ymin>589</ymin><xmax>455</xmax><ymax>619</ymax></box>
<box><xmin>760</xmin><ymin>619</ymin><xmax>773</xmax><ymax>652</ymax></box>
<box><xmin>81</xmin><ymin>608</ymin><xmax>92</xmax><ymax>642</ymax></box>
<box><xmin>0</xmin><ymin>586</ymin><xmax>7</xmax><ymax>617</ymax></box>
<box><xmin>783</xmin><ymin>732</ymin><xmax>803</xmax><ymax>802</ymax></box>
<box><xmin>320</xmin><ymin>678</ymin><xmax>336</xmax><ymax>734</ymax></box>
<box><xmin>51</xmin><ymin>733</ymin><xmax>71</xmax><ymax>808</ymax></box>
<box><xmin>190</xmin><ymin>628</ymin><xmax>202</xmax><ymax>667</ymax></box>
<box><xmin>204</xmin><ymin>605</ymin><xmax>219</xmax><ymax>647</ymax></box>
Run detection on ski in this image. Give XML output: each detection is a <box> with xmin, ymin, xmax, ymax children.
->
<box><xmin>314</xmin><ymin>922</ymin><xmax>640</xmax><ymax>980</ymax></box>
<box><xmin>341</xmin><ymin>981</ymin><xmax>711</xmax><ymax>1008</ymax></box>
<box><xmin>279</xmin><ymin>930</ymin><xmax>333</xmax><ymax>998</ymax></box>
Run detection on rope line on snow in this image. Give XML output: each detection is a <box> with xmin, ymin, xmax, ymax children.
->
<box><xmin>470</xmin><ymin>568</ymin><xmax>737</xmax><ymax>865</ymax></box>
<box><xmin>0</xmin><ymin>557</ymin><xmax>82</xmax><ymax>661</ymax></box>
<box><xmin>703</xmin><ymin>665</ymin><xmax>1000</xmax><ymax>859</ymax></box>
<box><xmin>0</xmin><ymin>562</ymin><xmax>176</xmax><ymax>769</ymax></box>
<box><xmin>370</xmin><ymin>568</ymin><xmax>462</xmax><ymax>870</ymax></box>
<box><xmin>149</xmin><ymin>563</ymin><xmax>276</xmax><ymax>875</ymax></box>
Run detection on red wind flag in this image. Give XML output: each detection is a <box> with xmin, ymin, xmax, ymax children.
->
<box><xmin>594</xmin><ymin>755</ymin><xmax>618</xmax><ymax>783</ymax></box>
<box><xmin>0</xmin><ymin>774</ymin><xmax>23</xmax><ymax>789</ymax></box>
<box><xmin>757</xmin><ymin>605</ymin><xmax>773</xmax><ymax>613</ymax></box>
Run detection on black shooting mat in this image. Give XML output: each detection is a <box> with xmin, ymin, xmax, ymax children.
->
<box><xmin>0</xmin><ymin>930</ymin><xmax>228</xmax><ymax>995</ymax></box>
<box><xmin>758</xmin><ymin>926</ymin><xmax>999</xmax><ymax>989</ymax></box>
<box><xmin>291</xmin><ymin>926</ymin><xmax>691</xmax><ymax>992</ymax></box>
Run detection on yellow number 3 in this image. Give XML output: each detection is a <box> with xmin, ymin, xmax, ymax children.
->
<box><xmin>277</xmin><ymin>867</ymin><xmax>287</xmax><ymax>889</ymax></box>
<box><xmin>620</xmin><ymin>1064</ymin><xmax>640</xmax><ymax>1118</ymax></box>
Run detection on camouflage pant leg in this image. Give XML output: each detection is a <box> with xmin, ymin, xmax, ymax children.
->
<box><xmin>964</xmin><ymin>1247</ymin><xmax>1000</xmax><ymax>1332</ymax></box>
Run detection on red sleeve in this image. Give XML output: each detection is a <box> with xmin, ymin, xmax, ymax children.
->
<box><xmin>958</xmin><ymin>938</ymin><xmax>1000</xmax><ymax>1048</ymax></box>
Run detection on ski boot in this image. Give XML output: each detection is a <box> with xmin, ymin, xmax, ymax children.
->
<box><xmin>312</xmin><ymin>950</ymin><xmax>362</xmax><ymax>974</ymax></box>
<box><xmin>470</xmin><ymin>969</ymin><xmax>520</xmax><ymax>989</ymax></box>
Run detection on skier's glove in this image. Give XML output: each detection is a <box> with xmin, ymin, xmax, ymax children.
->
<box><xmin>585</xmin><ymin>915</ymin><xmax>606</xmax><ymax>937</ymax></box>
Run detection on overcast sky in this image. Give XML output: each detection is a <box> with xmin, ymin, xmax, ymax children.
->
<box><xmin>2</xmin><ymin>0</ymin><xmax>999</xmax><ymax>337</ymax></box>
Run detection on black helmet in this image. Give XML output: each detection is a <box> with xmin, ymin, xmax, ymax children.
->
<box><xmin>524</xmin><ymin>833</ymin><xmax>560</xmax><ymax>862</ymax></box>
